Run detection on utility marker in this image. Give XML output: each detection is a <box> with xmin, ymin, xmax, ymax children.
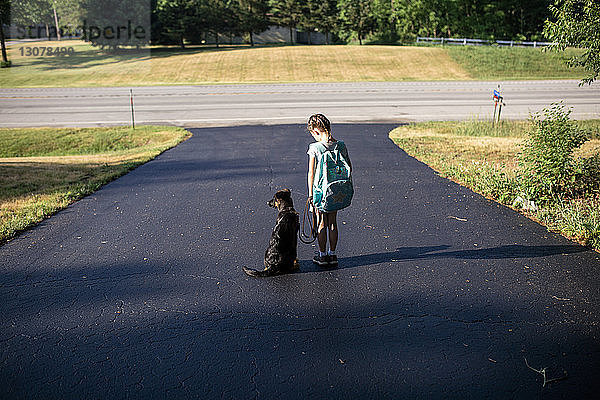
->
<box><xmin>130</xmin><ymin>89</ymin><xmax>135</xmax><ymax>129</ymax></box>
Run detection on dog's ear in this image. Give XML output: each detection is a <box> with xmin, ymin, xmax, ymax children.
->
<box><xmin>276</xmin><ymin>189</ymin><xmax>291</xmax><ymax>200</ymax></box>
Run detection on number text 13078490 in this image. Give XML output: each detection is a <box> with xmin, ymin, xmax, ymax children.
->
<box><xmin>19</xmin><ymin>47</ymin><xmax>75</xmax><ymax>57</ymax></box>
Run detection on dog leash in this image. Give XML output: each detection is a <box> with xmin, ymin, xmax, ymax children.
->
<box><xmin>299</xmin><ymin>197</ymin><xmax>318</xmax><ymax>244</ymax></box>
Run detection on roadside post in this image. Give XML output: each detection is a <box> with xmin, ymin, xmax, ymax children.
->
<box><xmin>130</xmin><ymin>89</ymin><xmax>135</xmax><ymax>129</ymax></box>
<box><xmin>492</xmin><ymin>85</ymin><xmax>505</xmax><ymax>127</ymax></box>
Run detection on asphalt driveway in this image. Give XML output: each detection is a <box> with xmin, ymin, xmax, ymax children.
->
<box><xmin>1</xmin><ymin>124</ymin><xmax>599</xmax><ymax>399</ymax></box>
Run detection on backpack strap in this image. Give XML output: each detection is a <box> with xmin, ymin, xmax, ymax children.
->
<box><xmin>319</xmin><ymin>140</ymin><xmax>339</xmax><ymax>152</ymax></box>
<box><xmin>319</xmin><ymin>141</ymin><xmax>340</xmax><ymax>162</ymax></box>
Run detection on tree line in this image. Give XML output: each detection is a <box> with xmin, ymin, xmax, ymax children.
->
<box><xmin>153</xmin><ymin>0</ymin><xmax>555</xmax><ymax>47</ymax></box>
<box><xmin>3</xmin><ymin>0</ymin><xmax>553</xmax><ymax>48</ymax></box>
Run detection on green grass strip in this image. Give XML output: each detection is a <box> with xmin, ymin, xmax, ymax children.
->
<box><xmin>390</xmin><ymin>119</ymin><xmax>600</xmax><ymax>250</ymax></box>
<box><xmin>447</xmin><ymin>46</ymin><xmax>586</xmax><ymax>80</ymax></box>
<box><xmin>0</xmin><ymin>125</ymin><xmax>191</xmax><ymax>243</ymax></box>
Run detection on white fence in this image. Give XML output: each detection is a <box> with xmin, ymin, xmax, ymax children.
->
<box><xmin>417</xmin><ymin>37</ymin><xmax>554</xmax><ymax>48</ymax></box>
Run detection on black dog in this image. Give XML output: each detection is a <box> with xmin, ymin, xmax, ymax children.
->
<box><xmin>243</xmin><ymin>189</ymin><xmax>300</xmax><ymax>277</ymax></box>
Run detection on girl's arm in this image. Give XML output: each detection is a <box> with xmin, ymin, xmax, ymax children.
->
<box><xmin>342</xmin><ymin>143</ymin><xmax>352</xmax><ymax>172</ymax></box>
<box><xmin>307</xmin><ymin>155</ymin><xmax>316</xmax><ymax>198</ymax></box>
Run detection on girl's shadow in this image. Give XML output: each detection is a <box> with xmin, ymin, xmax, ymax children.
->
<box><xmin>298</xmin><ymin>244</ymin><xmax>587</xmax><ymax>273</ymax></box>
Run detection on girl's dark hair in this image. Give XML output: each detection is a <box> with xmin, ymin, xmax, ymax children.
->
<box><xmin>307</xmin><ymin>114</ymin><xmax>331</xmax><ymax>135</ymax></box>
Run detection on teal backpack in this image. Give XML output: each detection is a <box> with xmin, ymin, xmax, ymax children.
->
<box><xmin>312</xmin><ymin>141</ymin><xmax>354</xmax><ymax>212</ymax></box>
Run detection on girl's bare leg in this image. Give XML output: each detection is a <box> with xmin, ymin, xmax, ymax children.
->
<box><xmin>317</xmin><ymin>212</ymin><xmax>328</xmax><ymax>253</ymax></box>
<box><xmin>328</xmin><ymin>211</ymin><xmax>338</xmax><ymax>251</ymax></box>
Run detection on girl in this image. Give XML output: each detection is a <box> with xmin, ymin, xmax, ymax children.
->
<box><xmin>307</xmin><ymin>114</ymin><xmax>352</xmax><ymax>267</ymax></box>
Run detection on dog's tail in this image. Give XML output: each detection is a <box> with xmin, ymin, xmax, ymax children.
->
<box><xmin>242</xmin><ymin>266</ymin><xmax>275</xmax><ymax>277</ymax></box>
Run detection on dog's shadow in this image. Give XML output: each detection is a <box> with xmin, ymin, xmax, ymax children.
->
<box><xmin>297</xmin><ymin>244</ymin><xmax>588</xmax><ymax>273</ymax></box>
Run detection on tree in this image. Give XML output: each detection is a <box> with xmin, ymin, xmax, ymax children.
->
<box><xmin>387</xmin><ymin>0</ymin><xmax>551</xmax><ymax>43</ymax></box>
<box><xmin>238</xmin><ymin>0</ymin><xmax>269</xmax><ymax>46</ymax></box>
<box><xmin>10</xmin><ymin>0</ymin><xmax>53</xmax><ymax>39</ymax></box>
<box><xmin>370</xmin><ymin>0</ymin><xmax>396</xmax><ymax>42</ymax></box>
<box><xmin>391</xmin><ymin>0</ymin><xmax>448</xmax><ymax>41</ymax></box>
<box><xmin>0</xmin><ymin>0</ymin><xmax>9</xmax><ymax>65</ymax></box>
<box><xmin>156</xmin><ymin>0</ymin><xmax>194</xmax><ymax>48</ymax></box>
<box><xmin>544</xmin><ymin>0</ymin><xmax>600</xmax><ymax>84</ymax></box>
<box><xmin>311</xmin><ymin>0</ymin><xmax>339</xmax><ymax>44</ymax></box>
<box><xmin>197</xmin><ymin>0</ymin><xmax>241</xmax><ymax>47</ymax></box>
<box><xmin>54</xmin><ymin>0</ymin><xmax>87</xmax><ymax>35</ymax></box>
<box><xmin>8</xmin><ymin>0</ymin><xmax>85</xmax><ymax>41</ymax></box>
<box><xmin>338</xmin><ymin>0</ymin><xmax>375</xmax><ymax>45</ymax></box>
<box><xmin>155</xmin><ymin>0</ymin><xmax>241</xmax><ymax>48</ymax></box>
<box><xmin>391</xmin><ymin>0</ymin><xmax>420</xmax><ymax>41</ymax></box>
<box><xmin>83</xmin><ymin>0</ymin><xmax>151</xmax><ymax>51</ymax></box>
<box><xmin>269</xmin><ymin>0</ymin><xmax>304</xmax><ymax>45</ymax></box>
<box><xmin>200</xmin><ymin>0</ymin><xmax>227</xmax><ymax>47</ymax></box>
<box><xmin>298</xmin><ymin>0</ymin><xmax>318</xmax><ymax>44</ymax></box>
<box><xmin>498</xmin><ymin>0</ymin><xmax>551</xmax><ymax>40</ymax></box>
<box><xmin>219</xmin><ymin>0</ymin><xmax>242</xmax><ymax>45</ymax></box>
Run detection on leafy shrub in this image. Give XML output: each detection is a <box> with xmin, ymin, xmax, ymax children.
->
<box><xmin>573</xmin><ymin>154</ymin><xmax>600</xmax><ymax>196</ymax></box>
<box><xmin>518</xmin><ymin>103</ymin><xmax>592</xmax><ymax>203</ymax></box>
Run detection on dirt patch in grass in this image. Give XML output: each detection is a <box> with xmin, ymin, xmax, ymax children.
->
<box><xmin>402</xmin><ymin>134</ymin><xmax>523</xmax><ymax>170</ymax></box>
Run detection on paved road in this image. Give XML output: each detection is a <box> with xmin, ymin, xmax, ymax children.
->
<box><xmin>1</xmin><ymin>124</ymin><xmax>599</xmax><ymax>399</ymax></box>
<box><xmin>0</xmin><ymin>80</ymin><xmax>598</xmax><ymax>127</ymax></box>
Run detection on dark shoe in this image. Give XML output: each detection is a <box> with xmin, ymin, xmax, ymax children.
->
<box><xmin>290</xmin><ymin>259</ymin><xmax>300</xmax><ymax>272</ymax></box>
<box><xmin>313</xmin><ymin>254</ymin><xmax>329</xmax><ymax>267</ymax></box>
<box><xmin>328</xmin><ymin>254</ymin><xmax>338</xmax><ymax>267</ymax></box>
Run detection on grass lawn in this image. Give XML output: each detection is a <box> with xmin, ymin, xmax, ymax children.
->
<box><xmin>389</xmin><ymin>120</ymin><xmax>600</xmax><ymax>250</ymax></box>
<box><xmin>0</xmin><ymin>40</ymin><xmax>585</xmax><ymax>88</ymax></box>
<box><xmin>1</xmin><ymin>41</ymin><xmax>470</xmax><ymax>87</ymax></box>
<box><xmin>0</xmin><ymin>125</ymin><xmax>191</xmax><ymax>243</ymax></box>
<box><xmin>447</xmin><ymin>46</ymin><xmax>586</xmax><ymax>80</ymax></box>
